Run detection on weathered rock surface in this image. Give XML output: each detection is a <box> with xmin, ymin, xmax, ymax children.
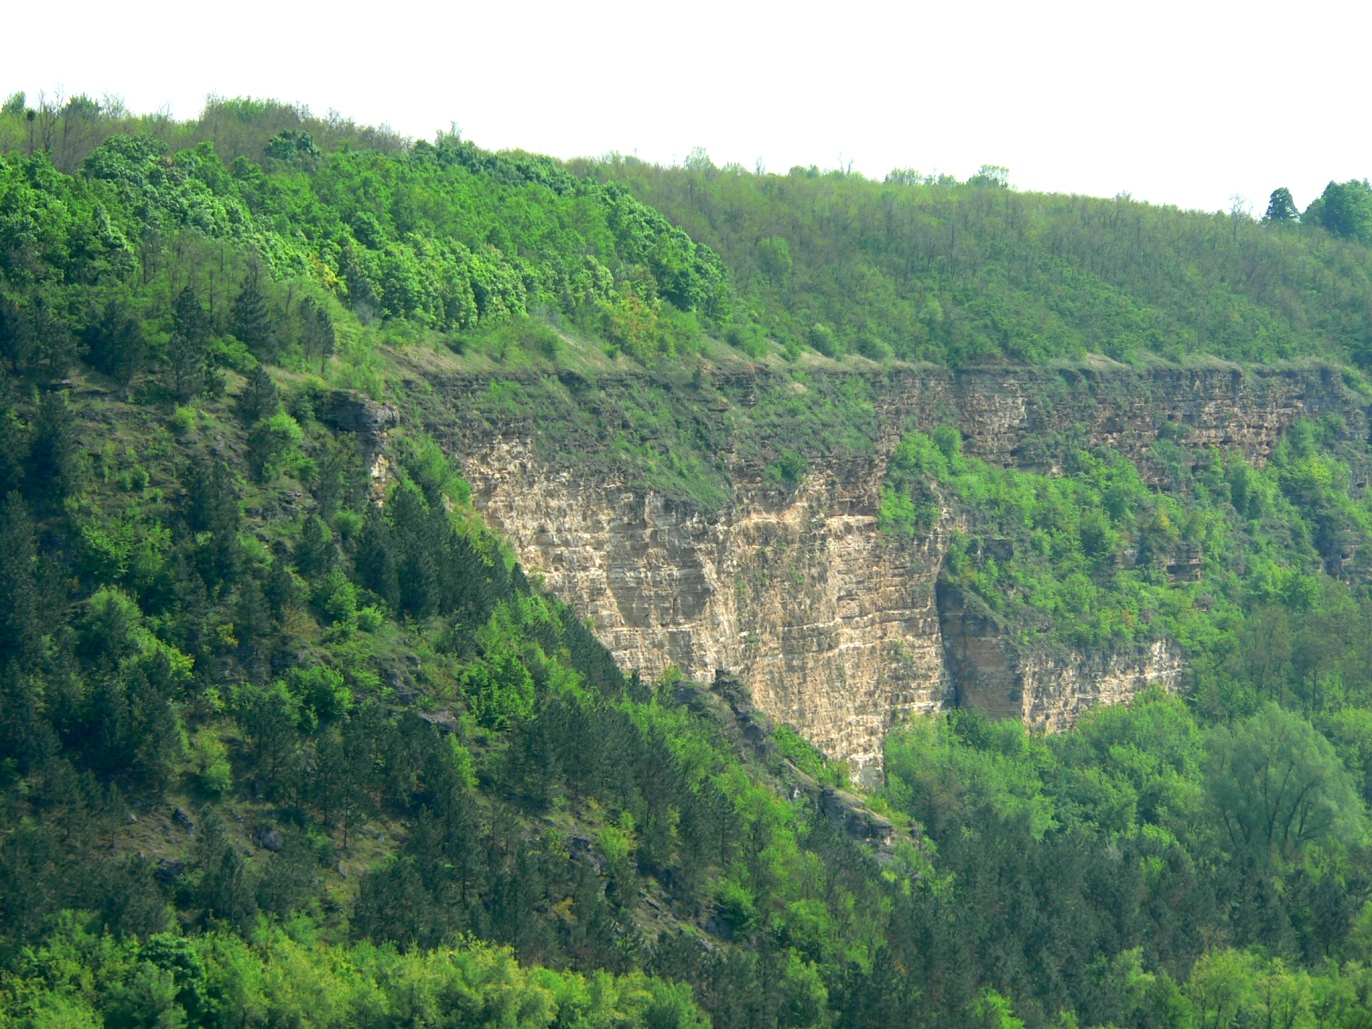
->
<box><xmin>418</xmin><ymin>362</ymin><xmax>1366</xmax><ymax>779</ymax></box>
<box><xmin>936</xmin><ymin>582</ymin><xmax>1185</xmax><ymax>730</ymax></box>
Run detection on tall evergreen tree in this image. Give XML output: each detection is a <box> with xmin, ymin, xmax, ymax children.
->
<box><xmin>238</xmin><ymin>364</ymin><xmax>278</xmax><ymax>424</ymax></box>
<box><xmin>300</xmin><ymin>298</ymin><xmax>336</xmax><ymax>373</ymax></box>
<box><xmin>29</xmin><ymin>390</ymin><xmax>82</xmax><ymax>501</ymax></box>
<box><xmin>0</xmin><ymin>296</ymin><xmax>35</xmax><ymax>378</ymax></box>
<box><xmin>0</xmin><ymin>493</ymin><xmax>41</xmax><ymax>664</ymax></box>
<box><xmin>295</xmin><ymin>515</ymin><xmax>336</xmax><ymax>580</ymax></box>
<box><xmin>192</xmin><ymin>810</ymin><xmax>258</xmax><ymax>931</ymax></box>
<box><xmin>1264</xmin><ymin>187</ymin><xmax>1299</xmax><ymax>224</ymax></box>
<box><xmin>232</xmin><ymin>270</ymin><xmax>277</xmax><ymax>362</ymax></box>
<box><xmin>166</xmin><ymin>285</ymin><xmax>211</xmax><ymax>400</ymax></box>
<box><xmin>29</xmin><ymin>295</ymin><xmax>75</xmax><ymax>382</ymax></box>
<box><xmin>0</xmin><ymin>402</ymin><xmax>29</xmax><ymax>496</ymax></box>
<box><xmin>82</xmin><ymin>299</ymin><xmax>146</xmax><ymax>385</ymax></box>
<box><xmin>355</xmin><ymin>503</ymin><xmax>399</xmax><ymax>608</ymax></box>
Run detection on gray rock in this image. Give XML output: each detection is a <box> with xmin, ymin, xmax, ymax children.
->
<box><xmin>257</xmin><ymin>829</ymin><xmax>285</xmax><ymax>852</ymax></box>
<box><xmin>155</xmin><ymin>858</ymin><xmax>184</xmax><ymax>884</ymax></box>
<box><xmin>172</xmin><ymin>807</ymin><xmax>195</xmax><ymax>833</ymax></box>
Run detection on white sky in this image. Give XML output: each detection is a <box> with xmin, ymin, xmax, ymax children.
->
<box><xmin>6</xmin><ymin>0</ymin><xmax>1370</xmax><ymax>214</ymax></box>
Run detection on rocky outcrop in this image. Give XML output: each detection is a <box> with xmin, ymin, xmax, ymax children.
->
<box><xmin>419</xmin><ymin>362</ymin><xmax>1366</xmax><ymax>780</ymax></box>
<box><xmin>321</xmin><ymin>389</ymin><xmax>400</xmax><ymax>494</ymax></box>
<box><xmin>936</xmin><ymin>582</ymin><xmax>1185</xmax><ymax>730</ymax></box>
<box><xmin>670</xmin><ymin>673</ymin><xmax>904</xmax><ymax>852</ymax></box>
<box><xmin>467</xmin><ymin>437</ymin><xmax>952</xmax><ymax>781</ymax></box>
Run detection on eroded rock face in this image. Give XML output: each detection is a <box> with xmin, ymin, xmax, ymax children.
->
<box><xmin>433</xmin><ymin>363</ymin><xmax>1366</xmax><ymax>779</ymax></box>
<box><xmin>936</xmin><ymin>581</ymin><xmax>1185</xmax><ymax>730</ymax></box>
<box><xmin>468</xmin><ymin>438</ymin><xmax>953</xmax><ymax>779</ymax></box>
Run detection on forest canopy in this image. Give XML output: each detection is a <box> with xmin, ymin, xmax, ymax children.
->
<box><xmin>6</xmin><ymin>91</ymin><xmax>1372</xmax><ymax>1029</ymax></box>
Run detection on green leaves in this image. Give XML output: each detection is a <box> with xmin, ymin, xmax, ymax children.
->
<box><xmin>1205</xmin><ymin>703</ymin><xmax>1367</xmax><ymax>859</ymax></box>
<box><xmin>1306</xmin><ymin>179</ymin><xmax>1372</xmax><ymax>243</ymax></box>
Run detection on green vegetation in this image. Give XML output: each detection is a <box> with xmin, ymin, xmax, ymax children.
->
<box><xmin>880</xmin><ymin>418</ymin><xmax>1372</xmax><ymax>660</ymax></box>
<box><xmin>580</xmin><ymin>154</ymin><xmax>1372</xmax><ymax>367</ymax></box>
<box><xmin>877</xmin><ymin>695</ymin><xmax>1372</xmax><ymax>1029</ymax></box>
<box><xmin>0</xmin><ymin>920</ymin><xmax>705</xmax><ymax>1027</ymax></box>
<box><xmin>9</xmin><ymin>90</ymin><xmax>1372</xmax><ymax>1028</ymax></box>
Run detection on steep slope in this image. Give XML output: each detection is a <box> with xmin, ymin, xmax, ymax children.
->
<box><xmin>406</xmin><ymin>359</ymin><xmax>1366</xmax><ymax>776</ymax></box>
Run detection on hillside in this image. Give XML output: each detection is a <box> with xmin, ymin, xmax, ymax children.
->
<box><xmin>575</xmin><ymin>153</ymin><xmax>1372</xmax><ymax>367</ymax></box>
<box><xmin>5</xmin><ymin>92</ymin><xmax>1372</xmax><ymax>1028</ymax></box>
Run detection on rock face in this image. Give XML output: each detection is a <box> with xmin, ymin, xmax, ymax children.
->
<box><xmin>936</xmin><ymin>582</ymin><xmax>1185</xmax><ymax>730</ymax></box>
<box><xmin>430</xmin><ymin>362</ymin><xmax>1366</xmax><ymax>781</ymax></box>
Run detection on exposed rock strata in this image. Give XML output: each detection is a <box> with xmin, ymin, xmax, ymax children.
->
<box><xmin>936</xmin><ymin>582</ymin><xmax>1185</xmax><ymax>730</ymax></box>
<box><xmin>425</xmin><ymin>363</ymin><xmax>1366</xmax><ymax>779</ymax></box>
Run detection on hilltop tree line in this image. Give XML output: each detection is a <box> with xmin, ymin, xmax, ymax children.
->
<box><xmin>578</xmin><ymin>153</ymin><xmax>1372</xmax><ymax>367</ymax></box>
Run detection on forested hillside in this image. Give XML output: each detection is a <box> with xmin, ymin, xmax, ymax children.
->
<box><xmin>577</xmin><ymin>153</ymin><xmax>1372</xmax><ymax>367</ymax></box>
<box><xmin>5</xmin><ymin>91</ymin><xmax>1372</xmax><ymax>1028</ymax></box>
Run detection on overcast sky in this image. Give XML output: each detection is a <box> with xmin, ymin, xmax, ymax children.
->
<box><xmin>6</xmin><ymin>0</ymin><xmax>1369</xmax><ymax>214</ymax></box>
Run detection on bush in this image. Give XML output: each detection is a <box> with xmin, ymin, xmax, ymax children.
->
<box><xmin>247</xmin><ymin>410</ymin><xmax>304</xmax><ymax>480</ymax></box>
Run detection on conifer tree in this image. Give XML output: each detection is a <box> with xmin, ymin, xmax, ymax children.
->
<box><xmin>311</xmin><ymin>304</ymin><xmax>335</xmax><ymax>373</ymax></box>
<box><xmin>1264</xmin><ymin>187</ymin><xmax>1299</xmax><ymax>224</ymax></box>
<box><xmin>0</xmin><ymin>297</ymin><xmax>35</xmax><ymax>378</ymax></box>
<box><xmin>192</xmin><ymin>810</ymin><xmax>258</xmax><ymax>930</ymax></box>
<box><xmin>29</xmin><ymin>295</ymin><xmax>75</xmax><ymax>382</ymax></box>
<box><xmin>264</xmin><ymin>546</ymin><xmax>299</xmax><ymax>621</ymax></box>
<box><xmin>0</xmin><ymin>404</ymin><xmax>25</xmax><ymax>497</ymax></box>
<box><xmin>355</xmin><ymin>503</ymin><xmax>399</xmax><ymax>608</ymax></box>
<box><xmin>166</xmin><ymin>285</ymin><xmax>211</xmax><ymax>400</ymax></box>
<box><xmin>0</xmin><ymin>493</ymin><xmax>41</xmax><ymax>664</ymax></box>
<box><xmin>82</xmin><ymin>299</ymin><xmax>146</xmax><ymax>385</ymax></box>
<box><xmin>295</xmin><ymin>515</ymin><xmax>336</xmax><ymax>580</ymax></box>
<box><xmin>232</xmin><ymin>270</ymin><xmax>277</xmax><ymax>362</ymax></box>
<box><xmin>238</xmin><ymin>364</ymin><xmax>278</xmax><ymax>424</ymax></box>
<box><xmin>29</xmin><ymin>390</ymin><xmax>82</xmax><ymax>501</ymax></box>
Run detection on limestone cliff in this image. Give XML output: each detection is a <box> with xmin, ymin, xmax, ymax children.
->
<box><xmin>410</xmin><ymin>360</ymin><xmax>1367</xmax><ymax>780</ymax></box>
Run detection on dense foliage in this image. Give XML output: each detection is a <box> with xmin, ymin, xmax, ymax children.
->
<box><xmin>8</xmin><ymin>91</ymin><xmax>1372</xmax><ymax>1028</ymax></box>
<box><xmin>579</xmin><ymin>154</ymin><xmax>1372</xmax><ymax>367</ymax></box>
<box><xmin>880</xmin><ymin>418</ymin><xmax>1372</xmax><ymax>659</ymax></box>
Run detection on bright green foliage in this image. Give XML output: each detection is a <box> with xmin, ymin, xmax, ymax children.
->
<box><xmin>880</xmin><ymin>423</ymin><xmax>1372</xmax><ymax>655</ymax></box>
<box><xmin>10</xmin><ymin>93</ymin><xmax>1372</xmax><ymax>1029</ymax></box>
<box><xmin>582</xmin><ymin>156</ymin><xmax>1372</xmax><ymax>366</ymax></box>
<box><xmin>879</xmin><ymin>693</ymin><xmax>1372</xmax><ymax>1027</ymax></box>
<box><xmin>246</xmin><ymin>409</ymin><xmax>304</xmax><ymax>480</ymax></box>
<box><xmin>0</xmin><ymin>920</ymin><xmax>708</xmax><ymax>1028</ymax></box>
<box><xmin>1305</xmin><ymin>179</ymin><xmax>1372</xmax><ymax>244</ymax></box>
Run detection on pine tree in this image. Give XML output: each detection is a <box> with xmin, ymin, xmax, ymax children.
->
<box><xmin>311</xmin><ymin>305</ymin><xmax>335</xmax><ymax>373</ymax></box>
<box><xmin>1264</xmin><ymin>187</ymin><xmax>1299</xmax><ymax>224</ymax></box>
<box><xmin>0</xmin><ymin>297</ymin><xmax>36</xmax><ymax>378</ymax></box>
<box><xmin>0</xmin><ymin>493</ymin><xmax>39</xmax><ymax>665</ymax></box>
<box><xmin>264</xmin><ymin>546</ymin><xmax>299</xmax><ymax>621</ymax></box>
<box><xmin>29</xmin><ymin>390</ymin><xmax>82</xmax><ymax>501</ymax></box>
<box><xmin>232</xmin><ymin>270</ymin><xmax>277</xmax><ymax>362</ymax></box>
<box><xmin>300</xmin><ymin>296</ymin><xmax>336</xmax><ymax>372</ymax></box>
<box><xmin>0</xmin><ymin>404</ymin><xmax>25</xmax><ymax>497</ymax></box>
<box><xmin>295</xmin><ymin>515</ymin><xmax>336</xmax><ymax>580</ymax></box>
<box><xmin>82</xmin><ymin>299</ymin><xmax>146</xmax><ymax>385</ymax></box>
<box><xmin>238</xmin><ymin>364</ymin><xmax>278</xmax><ymax>424</ymax></box>
<box><xmin>355</xmin><ymin>503</ymin><xmax>399</xmax><ymax>608</ymax></box>
<box><xmin>166</xmin><ymin>286</ymin><xmax>211</xmax><ymax>400</ymax></box>
<box><xmin>235</xmin><ymin>577</ymin><xmax>273</xmax><ymax>657</ymax></box>
<box><xmin>29</xmin><ymin>295</ymin><xmax>75</xmax><ymax>382</ymax></box>
<box><xmin>182</xmin><ymin>457</ymin><xmax>240</xmax><ymax>535</ymax></box>
<box><xmin>192</xmin><ymin>810</ymin><xmax>259</xmax><ymax>930</ymax></box>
